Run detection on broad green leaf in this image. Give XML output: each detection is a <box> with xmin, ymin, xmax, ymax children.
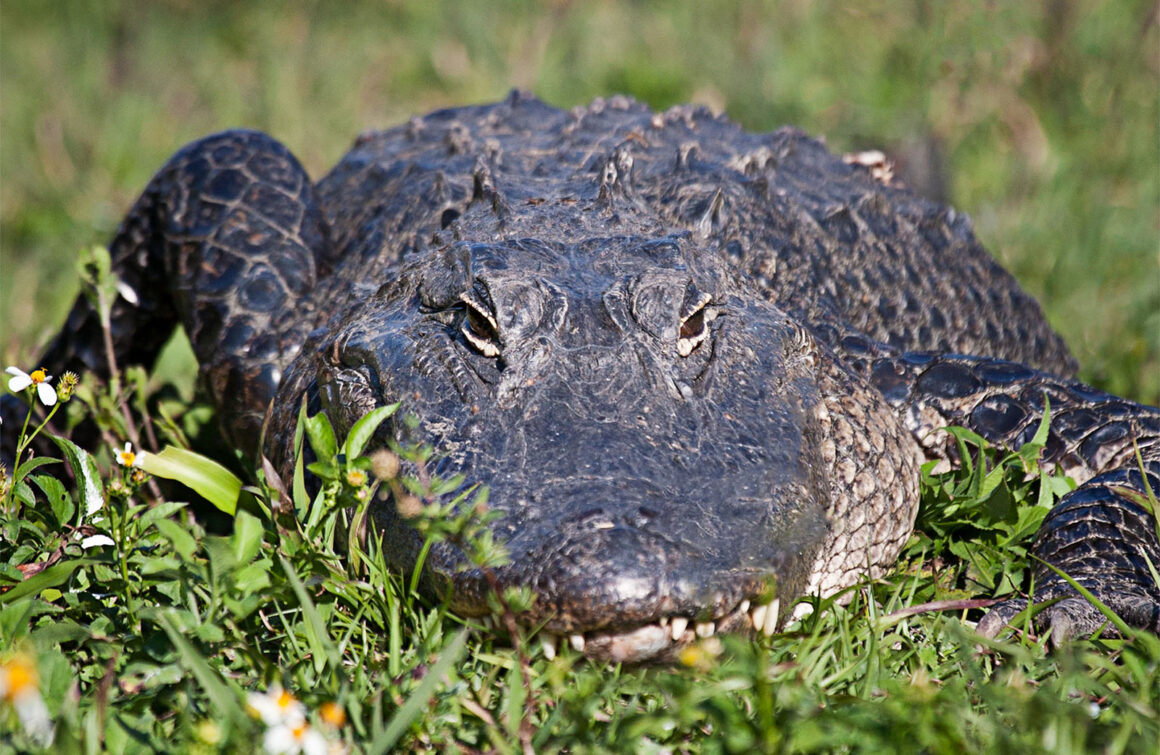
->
<box><xmin>0</xmin><ymin>558</ymin><xmax>97</xmax><ymax>604</ymax></box>
<box><xmin>13</xmin><ymin>480</ymin><xmax>35</xmax><ymax>506</ymax></box>
<box><xmin>30</xmin><ymin>473</ymin><xmax>74</xmax><ymax>528</ymax></box>
<box><xmin>304</xmin><ymin>411</ymin><xmax>337</xmax><ymax>462</ymax></box>
<box><xmin>136</xmin><ymin>500</ymin><xmax>188</xmax><ymax>532</ymax></box>
<box><xmin>136</xmin><ymin>445</ymin><xmax>242</xmax><ymax>515</ymax></box>
<box><xmin>14</xmin><ymin>455</ymin><xmax>60</xmax><ymax>480</ymax></box>
<box><xmin>155</xmin><ymin>518</ymin><xmax>197</xmax><ymax>560</ymax></box>
<box><xmin>343</xmin><ymin>402</ymin><xmax>400</xmax><ymax>460</ymax></box>
<box><xmin>50</xmin><ymin>434</ymin><xmax>104</xmax><ymax>519</ymax></box>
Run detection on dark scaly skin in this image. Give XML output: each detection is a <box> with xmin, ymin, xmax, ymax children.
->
<box><xmin>25</xmin><ymin>131</ymin><xmax>330</xmax><ymax>453</ymax></box>
<box><xmin>4</xmin><ymin>92</ymin><xmax>1156</xmax><ymax>661</ymax></box>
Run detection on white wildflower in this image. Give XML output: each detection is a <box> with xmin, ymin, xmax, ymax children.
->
<box><xmin>5</xmin><ymin>366</ymin><xmax>57</xmax><ymax>406</ymax></box>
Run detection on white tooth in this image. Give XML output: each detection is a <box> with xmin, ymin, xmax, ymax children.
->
<box><xmin>670</xmin><ymin>616</ymin><xmax>689</xmax><ymax>641</ymax></box>
<box><xmin>739</xmin><ymin>599</ymin><xmax>750</xmax><ymax>615</ymax></box>
<box><xmin>659</xmin><ymin>616</ymin><xmax>669</xmax><ymax>627</ymax></box>
<box><xmin>750</xmin><ymin>603</ymin><xmax>768</xmax><ymax>632</ymax></box>
<box><xmin>695</xmin><ymin>621</ymin><xmax>715</xmax><ymax>638</ymax></box>
<box><xmin>763</xmin><ymin>599</ymin><xmax>780</xmax><ymax>637</ymax></box>
<box><xmin>540</xmin><ymin>633</ymin><xmax>558</xmax><ymax>660</ymax></box>
<box><xmin>569</xmin><ymin>633</ymin><xmax>586</xmax><ymax>652</ymax></box>
<box><xmin>791</xmin><ymin>601</ymin><xmax>814</xmax><ymax>621</ymax></box>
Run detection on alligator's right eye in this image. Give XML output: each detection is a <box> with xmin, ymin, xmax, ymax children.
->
<box><xmin>459</xmin><ymin>294</ymin><xmax>501</xmax><ymax>357</ymax></box>
<box><xmin>677</xmin><ymin>288</ymin><xmax>713</xmax><ymax>357</ymax></box>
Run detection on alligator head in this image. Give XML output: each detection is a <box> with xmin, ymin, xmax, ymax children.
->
<box><xmin>294</xmin><ymin>232</ymin><xmax>832</xmax><ymax>662</ymax></box>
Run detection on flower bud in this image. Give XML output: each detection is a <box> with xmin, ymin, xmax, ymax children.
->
<box><xmin>370</xmin><ymin>449</ymin><xmax>400</xmax><ymax>480</ymax></box>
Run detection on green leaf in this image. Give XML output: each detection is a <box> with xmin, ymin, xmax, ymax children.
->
<box><xmin>12</xmin><ymin>480</ymin><xmax>35</xmax><ymax>507</ymax></box>
<box><xmin>136</xmin><ymin>500</ymin><xmax>188</xmax><ymax>533</ymax></box>
<box><xmin>76</xmin><ymin>245</ymin><xmax>120</xmax><ymax>330</ymax></box>
<box><xmin>292</xmin><ymin>398</ymin><xmax>311</xmax><ymax>520</ymax></box>
<box><xmin>0</xmin><ymin>558</ymin><xmax>97</xmax><ymax>604</ymax></box>
<box><xmin>342</xmin><ymin>402</ymin><xmax>400</xmax><ymax>460</ymax></box>
<box><xmin>304</xmin><ymin>411</ymin><xmax>337</xmax><ymax>462</ymax></box>
<box><xmin>136</xmin><ymin>445</ymin><xmax>242</xmax><ymax>515</ymax></box>
<box><xmin>30</xmin><ymin>473</ymin><xmax>74</xmax><ymax>528</ymax></box>
<box><xmin>1029</xmin><ymin>398</ymin><xmax>1052</xmax><ymax>448</ymax></box>
<box><xmin>231</xmin><ymin>510</ymin><xmax>264</xmax><ymax>565</ymax></box>
<box><xmin>14</xmin><ymin>455</ymin><xmax>60</xmax><ymax>481</ymax></box>
<box><xmin>155</xmin><ymin>518</ymin><xmax>197</xmax><ymax>560</ymax></box>
<box><xmin>49</xmin><ymin>434</ymin><xmax>104</xmax><ymax>520</ymax></box>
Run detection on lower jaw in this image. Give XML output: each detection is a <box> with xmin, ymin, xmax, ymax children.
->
<box><xmin>476</xmin><ymin>596</ymin><xmax>783</xmax><ymax>663</ymax></box>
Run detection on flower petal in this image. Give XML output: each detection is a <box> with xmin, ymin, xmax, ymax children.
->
<box><xmin>263</xmin><ymin>724</ymin><xmax>297</xmax><ymax>755</ymax></box>
<box><xmin>36</xmin><ymin>382</ymin><xmax>58</xmax><ymax>406</ymax></box>
<box><xmin>7</xmin><ymin>370</ymin><xmax>32</xmax><ymax>392</ymax></box>
<box><xmin>14</xmin><ymin>691</ymin><xmax>54</xmax><ymax>747</ymax></box>
<box><xmin>299</xmin><ymin>727</ymin><xmax>329</xmax><ymax>755</ymax></box>
<box><xmin>81</xmin><ymin>535</ymin><xmax>115</xmax><ymax>549</ymax></box>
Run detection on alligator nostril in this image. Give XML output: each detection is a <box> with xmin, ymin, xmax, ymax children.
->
<box><xmin>626</xmin><ymin>508</ymin><xmax>655</xmax><ymax>527</ymax></box>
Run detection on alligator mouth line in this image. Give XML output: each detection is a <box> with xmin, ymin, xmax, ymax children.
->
<box><xmin>475</xmin><ymin>597</ymin><xmax>783</xmax><ymax>663</ymax></box>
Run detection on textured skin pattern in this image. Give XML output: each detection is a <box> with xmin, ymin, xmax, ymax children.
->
<box><xmin>6</xmin><ymin>92</ymin><xmax>1156</xmax><ymax>659</ymax></box>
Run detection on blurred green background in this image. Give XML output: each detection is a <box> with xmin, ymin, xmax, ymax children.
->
<box><xmin>2</xmin><ymin>0</ymin><xmax>1157</xmax><ymax>403</ymax></box>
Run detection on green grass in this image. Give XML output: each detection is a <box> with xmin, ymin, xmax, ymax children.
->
<box><xmin>1</xmin><ymin>1</ymin><xmax>1159</xmax><ymax>752</ymax></box>
<box><xmin>3</xmin><ymin>368</ymin><xmax>1158</xmax><ymax>753</ymax></box>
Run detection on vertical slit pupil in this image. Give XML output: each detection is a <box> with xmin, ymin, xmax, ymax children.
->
<box><xmin>680</xmin><ymin>309</ymin><xmax>705</xmax><ymax>340</ymax></box>
<box><xmin>466</xmin><ymin>307</ymin><xmax>497</xmax><ymax>340</ymax></box>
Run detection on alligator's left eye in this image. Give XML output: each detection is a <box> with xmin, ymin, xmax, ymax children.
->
<box><xmin>677</xmin><ymin>288</ymin><xmax>713</xmax><ymax>357</ymax></box>
<box><xmin>459</xmin><ymin>293</ymin><xmax>501</xmax><ymax>357</ymax></box>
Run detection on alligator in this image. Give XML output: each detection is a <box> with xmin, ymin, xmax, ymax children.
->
<box><xmin>5</xmin><ymin>92</ymin><xmax>1158</xmax><ymax>662</ymax></box>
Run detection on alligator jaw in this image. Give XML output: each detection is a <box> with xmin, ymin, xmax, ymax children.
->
<box><xmin>476</xmin><ymin>596</ymin><xmax>783</xmax><ymax>663</ymax></box>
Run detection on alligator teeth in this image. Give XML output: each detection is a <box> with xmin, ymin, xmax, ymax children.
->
<box><xmin>569</xmin><ymin>633</ymin><xmax>586</xmax><ymax>652</ymax></box>
<box><xmin>738</xmin><ymin>599</ymin><xmax>750</xmax><ymax>615</ymax></box>
<box><xmin>540</xmin><ymin>633</ymin><xmax>558</xmax><ymax>660</ymax></box>
<box><xmin>695</xmin><ymin>621</ymin><xmax>715</xmax><ymax>638</ymax></box>
<box><xmin>749</xmin><ymin>599</ymin><xmax>780</xmax><ymax>636</ymax></box>
<box><xmin>792</xmin><ymin>601</ymin><xmax>814</xmax><ymax>621</ymax></box>
<box><xmin>763</xmin><ymin>599</ymin><xmax>780</xmax><ymax>637</ymax></box>
<box><xmin>659</xmin><ymin>616</ymin><xmax>669</xmax><ymax>627</ymax></box>
<box><xmin>670</xmin><ymin>616</ymin><xmax>689</xmax><ymax>641</ymax></box>
<box><xmin>749</xmin><ymin>603</ymin><xmax>767</xmax><ymax>632</ymax></box>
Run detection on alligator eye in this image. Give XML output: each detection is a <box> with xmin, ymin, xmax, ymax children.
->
<box><xmin>459</xmin><ymin>294</ymin><xmax>501</xmax><ymax>357</ymax></box>
<box><xmin>677</xmin><ymin>289</ymin><xmax>713</xmax><ymax>357</ymax></box>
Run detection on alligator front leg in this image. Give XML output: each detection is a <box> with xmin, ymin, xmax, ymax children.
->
<box><xmin>869</xmin><ymin>352</ymin><xmax>1160</xmax><ymax>641</ymax></box>
<box><xmin>2</xmin><ymin>131</ymin><xmax>329</xmax><ymax>459</ymax></box>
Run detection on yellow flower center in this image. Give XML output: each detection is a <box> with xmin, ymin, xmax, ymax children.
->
<box><xmin>320</xmin><ymin>701</ymin><xmax>346</xmax><ymax>727</ymax></box>
<box><xmin>1</xmin><ymin>656</ymin><xmax>38</xmax><ymax>701</ymax></box>
<box><xmin>277</xmin><ymin>689</ymin><xmax>296</xmax><ymax>709</ymax></box>
<box><xmin>29</xmin><ymin>369</ymin><xmax>46</xmax><ymax>385</ymax></box>
<box><xmin>346</xmin><ymin>469</ymin><xmax>368</xmax><ymax>487</ymax></box>
<box><xmin>119</xmin><ymin>451</ymin><xmax>136</xmax><ymax>467</ymax></box>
